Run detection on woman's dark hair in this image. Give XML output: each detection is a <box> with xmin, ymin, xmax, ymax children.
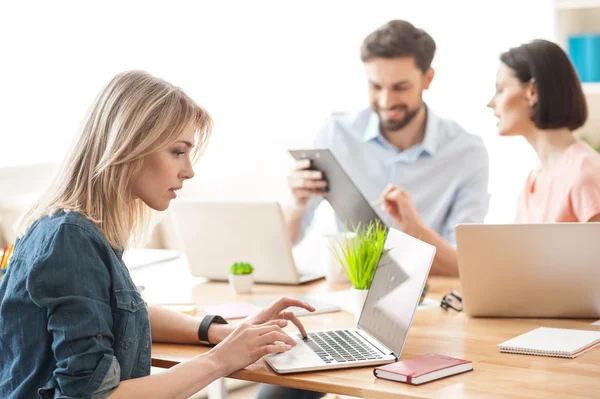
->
<box><xmin>360</xmin><ymin>20</ymin><xmax>436</xmax><ymax>74</ymax></box>
<box><xmin>500</xmin><ymin>39</ymin><xmax>587</xmax><ymax>131</ymax></box>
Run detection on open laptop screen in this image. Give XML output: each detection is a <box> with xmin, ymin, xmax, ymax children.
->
<box><xmin>358</xmin><ymin>229</ymin><xmax>436</xmax><ymax>356</ymax></box>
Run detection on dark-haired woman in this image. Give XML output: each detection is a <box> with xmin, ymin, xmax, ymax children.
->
<box><xmin>488</xmin><ymin>39</ymin><xmax>600</xmax><ymax>223</ymax></box>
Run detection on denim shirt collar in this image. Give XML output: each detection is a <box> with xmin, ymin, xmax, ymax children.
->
<box><xmin>113</xmin><ymin>248</ymin><xmax>124</xmax><ymax>259</ymax></box>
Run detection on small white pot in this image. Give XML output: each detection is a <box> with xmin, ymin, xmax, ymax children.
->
<box><xmin>351</xmin><ymin>287</ymin><xmax>369</xmax><ymax>321</ymax></box>
<box><xmin>228</xmin><ymin>273</ymin><xmax>254</xmax><ymax>294</ymax></box>
<box><xmin>322</xmin><ymin>232</ymin><xmax>356</xmax><ymax>284</ymax></box>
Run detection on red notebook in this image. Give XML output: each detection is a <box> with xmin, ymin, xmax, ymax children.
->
<box><xmin>373</xmin><ymin>354</ymin><xmax>472</xmax><ymax>385</ymax></box>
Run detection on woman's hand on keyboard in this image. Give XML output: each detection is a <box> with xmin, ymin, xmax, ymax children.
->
<box><xmin>245</xmin><ymin>297</ymin><xmax>315</xmax><ymax>338</ymax></box>
<box><xmin>210</xmin><ymin>321</ymin><xmax>297</xmax><ymax>374</ymax></box>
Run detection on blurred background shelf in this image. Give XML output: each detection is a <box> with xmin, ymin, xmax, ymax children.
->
<box><xmin>554</xmin><ymin>1</ymin><xmax>600</xmax><ymax>49</ymax></box>
<box><xmin>583</xmin><ymin>82</ymin><xmax>600</xmax><ymax>94</ymax></box>
<box><xmin>554</xmin><ymin>0</ymin><xmax>600</xmax><ymax>145</ymax></box>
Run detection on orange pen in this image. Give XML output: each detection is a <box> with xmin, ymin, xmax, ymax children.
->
<box><xmin>0</xmin><ymin>245</ymin><xmax>7</xmax><ymax>269</ymax></box>
<box><xmin>5</xmin><ymin>245</ymin><xmax>14</xmax><ymax>267</ymax></box>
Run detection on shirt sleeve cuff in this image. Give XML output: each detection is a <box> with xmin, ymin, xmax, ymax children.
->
<box><xmin>91</xmin><ymin>356</ymin><xmax>121</xmax><ymax>399</ymax></box>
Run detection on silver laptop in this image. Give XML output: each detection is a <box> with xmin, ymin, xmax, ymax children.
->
<box><xmin>456</xmin><ymin>223</ymin><xmax>600</xmax><ymax>318</ymax></box>
<box><xmin>169</xmin><ymin>200</ymin><xmax>324</xmax><ymax>285</ymax></box>
<box><xmin>265</xmin><ymin>228</ymin><xmax>436</xmax><ymax>373</ymax></box>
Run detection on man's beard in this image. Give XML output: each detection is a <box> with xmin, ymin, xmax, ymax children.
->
<box><xmin>376</xmin><ymin>104</ymin><xmax>421</xmax><ymax>133</ymax></box>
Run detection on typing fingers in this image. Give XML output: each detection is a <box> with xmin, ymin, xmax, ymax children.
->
<box><xmin>272</xmin><ymin>297</ymin><xmax>315</xmax><ymax>312</ymax></box>
<box><xmin>258</xmin><ymin>331</ymin><xmax>296</xmax><ymax>347</ymax></box>
<box><xmin>261</xmin><ymin>319</ymin><xmax>289</xmax><ymax>328</ymax></box>
<box><xmin>261</xmin><ymin>343</ymin><xmax>293</xmax><ymax>355</ymax></box>
<box><xmin>282</xmin><ymin>311</ymin><xmax>309</xmax><ymax>339</ymax></box>
<box><xmin>254</xmin><ymin>324</ymin><xmax>290</xmax><ymax>338</ymax></box>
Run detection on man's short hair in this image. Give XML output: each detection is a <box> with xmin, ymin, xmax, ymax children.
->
<box><xmin>360</xmin><ymin>20</ymin><xmax>436</xmax><ymax>74</ymax></box>
<box><xmin>500</xmin><ymin>39</ymin><xmax>587</xmax><ymax>131</ymax></box>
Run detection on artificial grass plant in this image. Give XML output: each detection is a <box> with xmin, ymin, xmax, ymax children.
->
<box><xmin>330</xmin><ymin>220</ymin><xmax>388</xmax><ymax>290</ymax></box>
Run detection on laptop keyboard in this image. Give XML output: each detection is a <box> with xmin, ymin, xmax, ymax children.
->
<box><xmin>302</xmin><ymin>330</ymin><xmax>384</xmax><ymax>363</ymax></box>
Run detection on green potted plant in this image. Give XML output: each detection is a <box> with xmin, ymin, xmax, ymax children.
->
<box><xmin>330</xmin><ymin>220</ymin><xmax>388</xmax><ymax>319</ymax></box>
<box><xmin>228</xmin><ymin>262</ymin><xmax>254</xmax><ymax>294</ymax></box>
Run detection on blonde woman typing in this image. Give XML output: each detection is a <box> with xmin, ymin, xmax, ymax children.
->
<box><xmin>0</xmin><ymin>71</ymin><xmax>314</xmax><ymax>399</ymax></box>
<box><xmin>379</xmin><ymin>40</ymin><xmax>600</xmax><ymax>257</ymax></box>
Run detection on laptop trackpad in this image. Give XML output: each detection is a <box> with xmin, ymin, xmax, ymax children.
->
<box><xmin>265</xmin><ymin>339</ymin><xmax>322</xmax><ymax>369</ymax></box>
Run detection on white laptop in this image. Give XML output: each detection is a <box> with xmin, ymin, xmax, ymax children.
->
<box><xmin>169</xmin><ymin>200</ymin><xmax>324</xmax><ymax>285</ymax></box>
<box><xmin>456</xmin><ymin>223</ymin><xmax>600</xmax><ymax>318</ymax></box>
<box><xmin>265</xmin><ymin>228</ymin><xmax>436</xmax><ymax>373</ymax></box>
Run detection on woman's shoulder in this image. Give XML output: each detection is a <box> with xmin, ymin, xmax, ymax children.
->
<box><xmin>566</xmin><ymin>140</ymin><xmax>600</xmax><ymax>181</ymax></box>
<box><xmin>565</xmin><ymin>139</ymin><xmax>600</xmax><ymax>167</ymax></box>
<box><xmin>31</xmin><ymin>209</ymin><xmax>101</xmax><ymax>235</ymax></box>
<box><xmin>16</xmin><ymin>211</ymin><xmax>118</xmax><ymax>295</ymax></box>
<box><xmin>17</xmin><ymin>210</ymin><xmax>110</xmax><ymax>262</ymax></box>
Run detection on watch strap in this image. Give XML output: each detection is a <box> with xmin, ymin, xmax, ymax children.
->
<box><xmin>198</xmin><ymin>315</ymin><xmax>228</xmax><ymax>345</ymax></box>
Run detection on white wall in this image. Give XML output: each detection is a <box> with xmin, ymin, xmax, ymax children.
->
<box><xmin>0</xmin><ymin>0</ymin><xmax>554</xmax><ymax>224</ymax></box>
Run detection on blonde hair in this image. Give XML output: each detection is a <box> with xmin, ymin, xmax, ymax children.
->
<box><xmin>18</xmin><ymin>70</ymin><xmax>212</xmax><ymax>249</ymax></box>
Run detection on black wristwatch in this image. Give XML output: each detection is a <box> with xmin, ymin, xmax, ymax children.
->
<box><xmin>198</xmin><ymin>315</ymin><xmax>228</xmax><ymax>345</ymax></box>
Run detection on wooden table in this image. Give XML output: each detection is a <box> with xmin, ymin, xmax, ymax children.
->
<box><xmin>141</xmin><ymin>265</ymin><xmax>600</xmax><ymax>399</ymax></box>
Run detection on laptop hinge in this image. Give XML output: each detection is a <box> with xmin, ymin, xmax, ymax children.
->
<box><xmin>356</xmin><ymin>328</ymin><xmax>395</xmax><ymax>357</ymax></box>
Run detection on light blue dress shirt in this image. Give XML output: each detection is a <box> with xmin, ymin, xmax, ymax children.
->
<box><xmin>301</xmin><ymin>105</ymin><xmax>490</xmax><ymax>246</ymax></box>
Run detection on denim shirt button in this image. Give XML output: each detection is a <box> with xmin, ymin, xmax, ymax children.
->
<box><xmin>96</xmin><ymin>333</ymin><xmax>103</xmax><ymax>341</ymax></box>
<box><xmin>131</xmin><ymin>301</ymin><xmax>135</xmax><ymax>309</ymax></box>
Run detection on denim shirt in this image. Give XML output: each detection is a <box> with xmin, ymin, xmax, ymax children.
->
<box><xmin>0</xmin><ymin>211</ymin><xmax>151</xmax><ymax>399</ymax></box>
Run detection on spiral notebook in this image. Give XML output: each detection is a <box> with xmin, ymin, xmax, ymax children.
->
<box><xmin>498</xmin><ymin>327</ymin><xmax>600</xmax><ymax>358</ymax></box>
